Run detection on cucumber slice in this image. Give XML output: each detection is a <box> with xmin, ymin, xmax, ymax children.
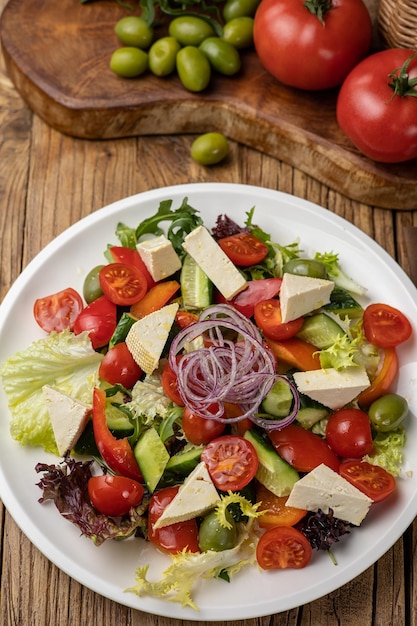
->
<box><xmin>164</xmin><ymin>444</ymin><xmax>204</xmax><ymax>478</ymax></box>
<box><xmin>261</xmin><ymin>378</ymin><xmax>294</xmax><ymax>417</ymax></box>
<box><xmin>296</xmin><ymin>312</ymin><xmax>345</xmax><ymax>349</ymax></box>
<box><xmin>181</xmin><ymin>253</ymin><xmax>212</xmax><ymax>310</ymax></box>
<box><xmin>134</xmin><ymin>428</ymin><xmax>170</xmax><ymax>493</ymax></box>
<box><xmin>244</xmin><ymin>428</ymin><xmax>299</xmax><ymax>496</ymax></box>
<box><xmin>323</xmin><ymin>287</ymin><xmax>363</xmax><ymax>318</ymax></box>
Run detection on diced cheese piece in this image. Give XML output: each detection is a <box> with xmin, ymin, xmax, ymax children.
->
<box><xmin>280</xmin><ymin>273</ymin><xmax>335</xmax><ymax>322</ymax></box>
<box><xmin>125</xmin><ymin>302</ymin><xmax>179</xmax><ymax>374</ymax></box>
<box><xmin>182</xmin><ymin>226</ymin><xmax>247</xmax><ymax>300</ymax></box>
<box><xmin>43</xmin><ymin>385</ymin><xmax>91</xmax><ymax>456</ymax></box>
<box><xmin>293</xmin><ymin>366</ymin><xmax>370</xmax><ymax>410</ymax></box>
<box><xmin>136</xmin><ymin>235</ymin><xmax>182</xmax><ymax>282</ymax></box>
<box><xmin>285</xmin><ymin>463</ymin><xmax>373</xmax><ymax>525</ymax></box>
<box><xmin>153</xmin><ymin>461</ymin><xmax>221</xmax><ymax>529</ymax></box>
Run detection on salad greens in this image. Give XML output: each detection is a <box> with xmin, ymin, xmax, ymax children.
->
<box><xmin>0</xmin><ymin>330</ymin><xmax>102</xmax><ymax>454</ymax></box>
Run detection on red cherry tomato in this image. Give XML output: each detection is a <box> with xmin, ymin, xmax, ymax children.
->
<box><xmin>33</xmin><ymin>287</ymin><xmax>83</xmax><ymax>333</ymax></box>
<box><xmin>256</xmin><ymin>526</ymin><xmax>312</xmax><ymax>570</ymax></box>
<box><xmin>176</xmin><ymin>310</ymin><xmax>199</xmax><ymax>328</ymax></box>
<box><xmin>148</xmin><ymin>486</ymin><xmax>200</xmax><ymax>554</ymax></box>
<box><xmin>325</xmin><ymin>408</ymin><xmax>374</xmax><ymax>459</ymax></box>
<box><xmin>218</xmin><ymin>232</ymin><xmax>268</xmax><ymax>266</ymax></box>
<box><xmin>88</xmin><ymin>474</ymin><xmax>144</xmax><ymax>517</ymax></box>
<box><xmin>73</xmin><ymin>295</ymin><xmax>117</xmax><ymax>349</ymax></box>
<box><xmin>215</xmin><ymin>278</ymin><xmax>282</xmax><ymax>317</ymax></box>
<box><xmin>109</xmin><ymin>246</ymin><xmax>155</xmax><ymax>289</ymax></box>
<box><xmin>339</xmin><ymin>460</ymin><xmax>396</xmax><ymax>503</ymax></box>
<box><xmin>253</xmin><ymin>0</ymin><xmax>372</xmax><ymax>90</ymax></box>
<box><xmin>99</xmin><ymin>263</ymin><xmax>148</xmax><ymax>306</ymax></box>
<box><xmin>337</xmin><ymin>49</ymin><xmax>417</xmax><ymax>163</ymax></box>
<box><xmin>182</xmin><ymin>405</ymin><xmax>226</xmax><ymax>445</ymax></box>
<box><xmin>161</xmin><ymin>357</ymin><xmax>184</xmax><ymax>405</ymax></box>
<box><xmin>254</xmin><ymin>299</ymin><xmax>304</xmax><ymax>341</ymax></box>
<box><xmin>269</xmin><ymin>424</ymin><xmax>340</xmax><ymax>473</ymax></box>
<box><xmin>201</xmin><ymin>435</ymin><xmax>258</xmax><ymax>491</ymax></box>
<box><xmin>99</xmin><ymin>342</ymin><xmax>143</xmax><ymax>389</ymax></box>
<box><xmin>362</xmin><ymin>303</ymin><xmax>412</xmax><ymax>348</ymax></box>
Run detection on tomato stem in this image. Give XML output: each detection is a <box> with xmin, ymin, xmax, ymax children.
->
<box><xmin>303</xmin><ymin>0</ymin><xmax>333</xmax><ymax>26</ymax></box>
<box><xmin>388</xmin><ymin>52</ymin><xmax>417</xmax><ymax>98</ymax></box>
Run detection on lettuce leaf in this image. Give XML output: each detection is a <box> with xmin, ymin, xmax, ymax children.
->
<box><xmin>0</xmin><ymin>330</ymin><xmax>102</xmax><ymax>454</ymax></box>
<box><xmin>364</xmin><ymin>428</ymin><xmax>406</xmax><ymax>477</ymax></box>
<box><xmin>126</xmin><ymin>519</ymin><xmax>259</xmax><ymax>610</ymax></box>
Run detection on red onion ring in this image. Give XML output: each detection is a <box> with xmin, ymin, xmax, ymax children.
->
<box><xmin>169</xmin><ymin>304</ymin><xmax>299</xmax><ymax>429</ymax></box>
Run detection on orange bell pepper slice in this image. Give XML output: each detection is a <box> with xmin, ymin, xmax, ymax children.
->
<box><xmin>130</xmin><ymin>280</ymin><xmax>180</xmax><ymax>319</ymax></box>
<box><xmin>358</xmin><ymin>347</ymin><xmax>399</xmax><ymax>408</ymax></box>
<box><xmin>265</xmin><ymin>337</ymin><xmax>321</xmax><ymax>372</ymax></box>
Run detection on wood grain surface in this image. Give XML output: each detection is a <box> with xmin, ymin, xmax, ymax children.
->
<box><xmin>0</xmin><ymin>0</ymin><xmax>416</xmax><ymax>210</ymax></box>
<box><xmin>1</xmin><ymin>0</ymin><xmax>417</xmax><ymax>624</ymax></box>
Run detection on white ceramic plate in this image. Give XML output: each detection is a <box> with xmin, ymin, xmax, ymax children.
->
<box><xmin>1</xmin><ymin>183</ymin><xmax>416</xmax><ymax>621</ymax></box>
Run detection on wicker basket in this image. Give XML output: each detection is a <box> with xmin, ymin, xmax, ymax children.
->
<box><xmin>377</xmin><ymin>0</ymin><xmax>417</xmax><ymax>49</ymax></box>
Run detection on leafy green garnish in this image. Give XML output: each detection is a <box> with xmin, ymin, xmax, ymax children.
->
<box><xmin>318</xmin><ymin>334</ymin><xmax>360</xmax><ymax>370</ymax></box>
<box><xmin>364</xmin><ymin>428</ymin><xmax>406</xmax><ymax>477</ymax></box>
<box><xmin>314</xmin><ymin>251</ymin><xmax>367</xmax><ymax>296</ymax></box>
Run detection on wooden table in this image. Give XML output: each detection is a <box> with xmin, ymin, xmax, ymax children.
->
<box><xmin>1</xmin><ymin>0</ymin><xmax>417</xmax><ymax>623</ymax></box>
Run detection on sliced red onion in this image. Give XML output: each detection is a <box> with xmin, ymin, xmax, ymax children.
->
<box><xmin>169</xmin><ymin>304</ymin><xmax>299</xmax><ymax>429</ymax></box>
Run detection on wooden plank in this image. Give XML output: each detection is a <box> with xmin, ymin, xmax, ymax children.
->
<box><xmin>0</xmin><ymin>0</ymin><xmax>416</xmax><ymax>210</ymax></box>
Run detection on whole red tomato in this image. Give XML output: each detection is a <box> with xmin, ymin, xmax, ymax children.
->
<box><xmin>253</xmin><ymin>0</ymin><xmax>372</xmax><ymax>90</ymax></box>
<box><xmin>337</xmin><ymin>49</ymin><xmax>417</xmax><ymax>162</ymax></box>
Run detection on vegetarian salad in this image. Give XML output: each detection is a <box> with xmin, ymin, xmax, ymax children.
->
<box><xmin>0</xmin><ymin>197</ymin><xmax>413</xmax><ymax>611</ymax></box>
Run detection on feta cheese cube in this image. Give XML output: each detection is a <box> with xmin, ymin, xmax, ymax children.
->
<box><xmin>293</xmin><ymin>366</ymin><xmax>370</xmax><ymax>410</ymax></box>
<box><xmin>43</xmin><ymin>385</ymin><xmax>91</xmax><ymax>456</ymax></box>
<box><xmin>153</xmin><ymin>461</ymin><xmax>221</xmax><ymax>529</ymax></box>
<box><xmin>286</xmin><ymin>463</ymin><xmax>373</xmax><ymax>525</ymax></box>
<box><xmin>126</xmin><ymin>302</ymin><xmax>179</xmax><ymax>374</ymax></box>
<box><xmin>182</xmin><ymin>226</ymin><xmax>247</xmax><ymax>300</ymax></box>
<box><xmin>280</xmin><ymin>273</ymin><xmax>335</xmax><ymax>322</ymax></box>
<box><xmin>137</xmin><ymin>235</ymin><xmax>182</xmax><ymax>282</ymax></box>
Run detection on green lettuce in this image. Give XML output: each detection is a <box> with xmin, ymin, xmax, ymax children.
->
<box><xmin>126</xmin><ymin>519</ymin><xmax>259</xmax><ymax>610</ymax></box>
<box><xmin>364</xmin><ymin>428</ymin><xmax>406</xmax><ymax>477</ymax></box>
<box><xmin>0</xmin><ymin>330</ymin><xmax>102</xmax><ymax>454</ymax></box>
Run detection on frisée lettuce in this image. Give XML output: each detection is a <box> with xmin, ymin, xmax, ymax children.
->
<box><xmin>0</xmin><ymin>330</ymin><xmax>102</xmax><ymax>454</ymax></box>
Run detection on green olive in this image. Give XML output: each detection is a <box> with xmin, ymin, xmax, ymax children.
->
<box><xmin>83</xmin><ymin>265</ymin><xmax>104</xmax><ymax>303</ymax></box>
<box><xmin>368</xmin><ymin>394</ymin><xmax>408</xmax><ymax>432</ymax></box>
<box><xmin>223</xmin><ymin>0</ymin><xmax>261</xmax><ymax>22</ymax></box>
<box><xmin>222</xmin><ymin>17</ymin><xmax>254</xmax><ymax>49</ymax></box>
<box><xmin>283</xmin><ymin>258</ymin><xmax>329</xmax><ymax>279</ymax></box>
<box><xmin>110</xmin><ymin>47</ymin><xmax>148</xmax><ymax>78</ymax></box>
<box><xmin>169</xmin><ymin>16</ymin><xmax>215</xmax><ymax>46</ymax></box>
<box><xmin>191</xmin><ymin>132</ymin><xmax>229</xmax><ymax>165</ymax></box>
<box><xmin>199</xmin><ymin>37</ymin><xmax>241</xmax><ymax>76</ymax></box>
<box><xmin>176</xmin><ymin>46</ymin><xmax>211</xmax><ymax>92</ymax></box>
<box><xmin>198</xmin><ymin>510</ymin><xmax>237</xmax><ymax>552</ymax></box>
<box><xmin>149</xmin><ymin>36</ymin><xmax>181</xmax><ymax>76</ymax></box>
<box><xmin>114</xmin><ymin>16</ymin><xmax>154</xmax><ymax>49</ymax></box>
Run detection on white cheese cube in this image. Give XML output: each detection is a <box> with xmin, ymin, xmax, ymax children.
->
<box><xmin>153</xmin><ymin>461</ymin><xmax>221</xmax><ymax>529</ymax></box>
<box><xmin>182</xmin><ymin>226</ymin><xmax>247</xmax><ymax>300</ymax></box>
<box><xmin>43</xmin><ymin>385</ymin><xmax>91</xmax><ymax>456</ymax></box>
<box><xmin>137</xmin><ymin>235</ymin><xmax>182</xmax><ymax>281</ymax></box>
<box><xmin>293</xmin><ymin>366</ymin><xmax>370</xmax><ymax>410</ymax></box>
<box><xmin>126</xmin><ymin>302</ymin><xmax>179</xmax><ymax>375</ymax></box>
<box><xmin>280</xmin><ymin>273</ymin><xmax>334</xmax><ymax>322</ymax></box>
<box><xmin>286</xmin><ymin>463</ymin><xmax>373</xmax><ymax>525</ymax></box>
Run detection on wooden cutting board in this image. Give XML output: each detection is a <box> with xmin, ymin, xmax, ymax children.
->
<box><xmin>1</xmin><ymin>0</ymin><xmax>416</xmax><ymax>209</ymax></box>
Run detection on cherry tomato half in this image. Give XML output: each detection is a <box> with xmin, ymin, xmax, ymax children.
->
<box><xmin>99</xmin><ymin>262</ymin><xmax>148</xmax><ymax>306</ymax></box>
<box><xmin>201</xmin><ymin>435</ymin><xmax>258</xmax><ymax>491</ymax></box>
<box><xmin>99</xmin><ymin>342</ymin><xmax>143</xmax><ymax>389</ymax></box>
<box><xmin>256</xmin><ymin>526</ymin><xmax>312</xmax><ymax>570</ymax></box>
<box><xmin>33</xmin><ymin>287</ymin><xmax>83</xmax><ymax>333</ymax></box>
<box><xmin>256</xmin><ymin>483</ymin><xmax>307</xmax><ymax>529</ymax></box>
<box><xmin>325</xmin><ymin>408</ymin><xmax>374</xmax><ymax>459</ymax></box>
<box><xmin>339</xmin><ymin>460</ymin><xmax>396</xmax><ymax>503</ymax></box>
<box><xmin>88</xmin><ymin>474</ymin><xmax>144</xmax><ymax>517</ymax></box>
<box><xmin>215</xmin><ymin>277</ymin><xmax>282</xmax><ymax>317</ymax></box>
<box><xmin>161</xmin><ymin>357</ymin><xmax>184</xmax><ymax>405</ymax></box>
<box><xmin>218</xmin><ymin>232</ymin><xmax>268</xmax><ymax>266</ymax></box>
<box><xmin>269</xmin><ymin>424</ymin><xmax>340</xmax><ymax>473</ymax></box>
<box><xmin>73</xmin><ymin>295</ymin><xmax>117</xmax><ymax>349</ymax></box>
<box><xmin>363</xmin><ymin>303</ymin><xmax>412</xmax><ymax>348</ymax></box>
<box><xmin>148</xmin><ymin>486</ymin><xmax>200</xmax><ymax>554</ymax></box>
<box><xmin>182</xmin><ymin>405</ymin><xmax>226</xmax><ymax>445</ymax></box>
<box><xmin>254</xmin><ymin>299</ymin><xmax>304</xmax><ymax>341</ymax></box>
<box><xmin>109</xmin><ymin>246</ymin><xmax>155</xmax><ymax>289</ymax></box>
